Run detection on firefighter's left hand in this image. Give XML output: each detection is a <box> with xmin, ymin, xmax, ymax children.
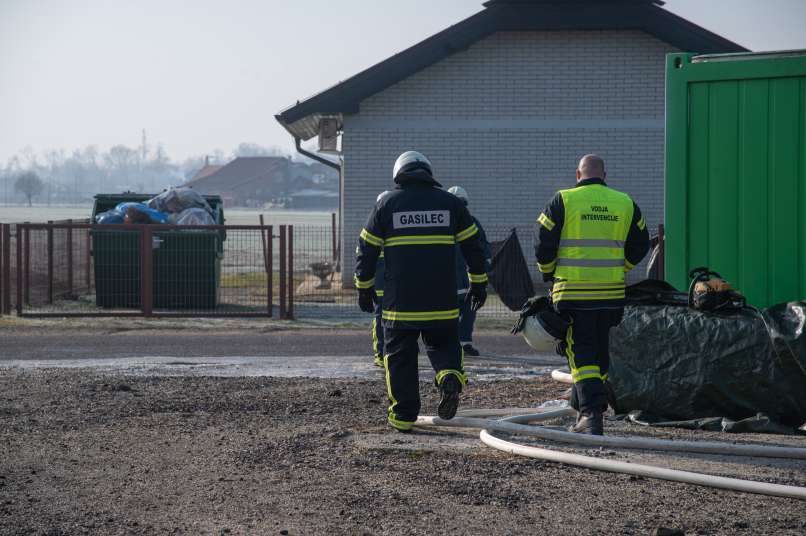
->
<box><xmin>358</xmin><ymin>288</ymin><xmax>377</xmax><ymax>313</ymax></box>
<box><xmin>469</xmin><ymin>282</ymin><xmax>487</xmax><ymax>312</ymax></box>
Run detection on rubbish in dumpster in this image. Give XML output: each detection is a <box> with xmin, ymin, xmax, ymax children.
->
<box><xmin>114</xmin><ymin>202</ymin><xmax>170</xmax><ymax>224</ymax></box>
<box><xmin>488</xmin><ymin>228</ymin><xmax>534</xmax><ymax>311</ymax></box>
<box><xmin>124</xmin><ymin>206</ymin><xmax>152</xmax><ymax>224</ymax></box>
<box><xmin>175</xmin><ymin>207</ymin><xmax>215</xmax><ymax>226</ymax></box>
<box><xmin>147</xmin><ymin>187</ymin><xmax>213</xmax><ymax>215</ymax></box>
<box><xmin>95</xmin><ymin>210</ymin><xmax>125</xmax><ymax>224</ymax></box>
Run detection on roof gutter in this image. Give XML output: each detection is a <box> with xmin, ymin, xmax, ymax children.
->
<box><xmin>295</xmin><ymin>137</ymin><xmax>341</xmax><ymax>172</ymax></box>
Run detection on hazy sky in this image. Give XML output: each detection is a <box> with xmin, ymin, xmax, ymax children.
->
<box><xmin>2</xmin><ymin>0</ymin><xmax>806</xmax><ymax>163</ymax></box>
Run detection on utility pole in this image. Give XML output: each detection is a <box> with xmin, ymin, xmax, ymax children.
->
<box><xmin>141</xmin><ymin>129</ymin><xmax>148</xmax><ymax>168</ymax></box>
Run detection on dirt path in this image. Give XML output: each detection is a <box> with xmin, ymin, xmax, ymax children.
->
<box><xmin>0</xmin><ymin>328</ymin><xmax>533</xmax><ymax>361</ymax></box>
<box><xmin>1</xmin><ymin>370</ymin><xmax>804</xmax><ymax>536</ymax></box>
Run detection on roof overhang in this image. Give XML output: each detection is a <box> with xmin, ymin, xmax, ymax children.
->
<box><xmin>276</xmin><ymin>0</ymin><xmax>747</xmax><ymax>141</ymax></box>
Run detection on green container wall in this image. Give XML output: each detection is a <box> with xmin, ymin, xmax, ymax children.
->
<box><xmin>665</xmin><ymin>52</ymin><xmax>806</xmax><ymax>307</ymax></box>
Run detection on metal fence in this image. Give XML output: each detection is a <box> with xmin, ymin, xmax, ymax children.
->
<box><xmin>0</xmin><ymin>221</ymin><xmax>662</xmax><ymax>321</ymax></box>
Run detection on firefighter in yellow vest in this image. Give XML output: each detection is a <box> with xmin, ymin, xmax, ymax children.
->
<box><xmin>535</xmin><ymin>155</ymin><xmax>649</xmax><ymax>435</ymax></box>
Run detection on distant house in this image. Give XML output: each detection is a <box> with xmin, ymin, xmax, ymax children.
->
<box><xmin>289</xmin><ymin>189</ymin><xmax>340</xmax><ymax>210</ymax></box>
<box><xmin>276</xmin><ymin>0</ymin><xmax>746</xmax><ymax>285</ymax></box>
<box><xmin>185</xmin><ymin>156</ymin><xmax>339</xmax><ymax>208</ymax></box>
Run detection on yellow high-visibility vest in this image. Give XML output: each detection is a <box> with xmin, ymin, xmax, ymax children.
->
<box><xmin>554</xmin><ymin>184</ymin><xmax>633</xmax><ymax>302</ymax></box>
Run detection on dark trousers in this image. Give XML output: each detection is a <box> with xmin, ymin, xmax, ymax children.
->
<box><xmin>458</xmin><ymin>293</ymin><xmax>476</xmax><ymax>345</ymax></box>
<box><xmin>564</xmin><ymin>309</ymin><xmax>623</xmax><ymax>414</ymax></box>
<box><xmin>372</xmin><ymin>302</ymin><xmax>384</xmax><ymax>361</ymax></box>
<box><xmin>382</xmin><ymin>324</ymin><xmax>465</xmax><ymax>431</ymax></box>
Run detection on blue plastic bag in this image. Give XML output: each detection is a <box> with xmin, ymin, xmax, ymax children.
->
<box><xmin>115</xmin><ymin>202</ymin><xmax>169</xmax><ymax>224</ymax></box>
<box><xmin>95</xmin><ymin>210</ymin><xmax>125</xmax><ymax>224</ymax></box>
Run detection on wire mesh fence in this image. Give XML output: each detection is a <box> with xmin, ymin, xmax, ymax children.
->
<box><xmin>9</xmin><ymin>223</ymin><xmax>276</xmax><ymax>317</ymax></box>
<box><xmin>0</xmin><ymin>221</ymin><xmax>659</xmax><ymax>321</ymax></box>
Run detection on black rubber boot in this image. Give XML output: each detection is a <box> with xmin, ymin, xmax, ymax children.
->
<box><xmin>437</xmin><ymin>375</ymin><xmax>461</xmax><ymax>420</ymax></box>
<box><xmin>462</xmin><ymin>344</ymin><xmax>481</xmax><ymax>357</ymax></box>
<box><xmin>569</xmin><ymin>411</ymin><xmax>604</xmax><ymax>435</ymax></box>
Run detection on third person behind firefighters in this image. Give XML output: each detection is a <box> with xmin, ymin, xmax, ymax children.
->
<box><xmin>535</xmin><ymin>154</ymin><xmax>649</xmax><ymax>435</ymax></box>
<box><xmin>448</xmin><ymin>186</ymin><xmax>491</xmax><ymax>357</ymax></box>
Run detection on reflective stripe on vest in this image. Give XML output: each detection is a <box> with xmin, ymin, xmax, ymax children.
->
<box><xmin>554</xmin><ymin>184</ymin><xmax>633</xmax><ymax>288</ymax></box>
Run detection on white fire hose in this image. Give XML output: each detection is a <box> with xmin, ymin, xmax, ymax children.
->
<box><xmin>416</xmin><ymin>407</ymin><xmax>806</xmax><ymax>500</ymax></box>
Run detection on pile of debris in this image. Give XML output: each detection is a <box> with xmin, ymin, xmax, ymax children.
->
<box><xmin>95</xmin><ymin>187</ymin><xmax>216</xmax><ymax>226</ymax></box>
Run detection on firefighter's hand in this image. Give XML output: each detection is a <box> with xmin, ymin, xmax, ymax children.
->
<box><xmin>469</xmin><ymin>282</ymin><xmax>487</xmax><ymax>312</ymax></box>
<box><xmin>358</xmin><ymin>288</ymin><xmax>377</xmax><ymax>313</ymax></box>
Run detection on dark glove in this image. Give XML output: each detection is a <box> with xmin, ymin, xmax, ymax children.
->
<box><xmin>542</xmin><ymin>271</ymin><xmax>555</xmax><ymax>283</ymax></box>
<box><xmin>358</xmin><ymin>288</ymin><xmax>377</xmax><ymax>313</ymax></box>
<box><xmin>469</xmin><ymin>282</ymin><xmax>487</xmax><ymax>312</ymax></box>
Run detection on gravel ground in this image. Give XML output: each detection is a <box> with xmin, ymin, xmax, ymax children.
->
<box><xmin>2</xmin><ymin>370</ymin><xmax>805</xmax><ymax>536</ymax></box>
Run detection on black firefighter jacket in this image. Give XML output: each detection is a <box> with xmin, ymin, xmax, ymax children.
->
<box><xmin>355</xmin><ymin>170</ymin><xmax>488</xmax><ymax>329</ymax></box>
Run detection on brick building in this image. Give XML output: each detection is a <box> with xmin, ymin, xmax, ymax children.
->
<box><xmin>276</xmin><ymin>0</ymin><xmax>744</xmax><ymax>285</ymax></box>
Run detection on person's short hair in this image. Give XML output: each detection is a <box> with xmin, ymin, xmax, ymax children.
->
<box><xmin>578</xmin><ymin>154</ymin><xmax>606</xmax><ymax>178</ymax></box>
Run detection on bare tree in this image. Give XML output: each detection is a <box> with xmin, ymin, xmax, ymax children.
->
<box><xmin>15</xmin><ymin>171</ymin><xmax>44</xmax><ymax>206</ymax></box>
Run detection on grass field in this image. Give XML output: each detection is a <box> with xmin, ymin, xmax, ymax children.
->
<box><xmin>0</xmin><ymin>204</ymin><xmax>333</xmax><ymax>226</ymax></box>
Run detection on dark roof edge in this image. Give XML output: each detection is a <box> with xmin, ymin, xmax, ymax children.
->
<box><xmin>276</xmin><ymin>2</ymin><xmax>747</xmax><ymax>137</ymax></box>
<box><xmin>275</xmin><ymin>6</ymin><xmax>496</xmax><ymax>127</ymax></box>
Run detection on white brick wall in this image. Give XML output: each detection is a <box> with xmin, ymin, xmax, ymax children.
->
<box><xmin>342</xmin><ymin>30</ymin><xmax>677</xmax><ymax>284</ymax></box>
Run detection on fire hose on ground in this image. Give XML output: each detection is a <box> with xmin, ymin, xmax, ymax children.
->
<box><xmin>416</xmin><ymin>376</ymin><xmax>806</xmax><ymax>500</ymax></box>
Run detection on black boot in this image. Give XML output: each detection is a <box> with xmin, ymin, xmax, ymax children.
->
<box><xmin>462</xmin><ymin>344</ymin><xmax>480</xmax><ymax>357</ymax></box>
<box><xmin>569</xmin><ymin>411</ymin><xmax>604</xmax><ymax>435</ymax></box>
<box><xmin>438</xmin><ymin>375</ymin><xmax>461</xmax><ymax>420</ymax></box>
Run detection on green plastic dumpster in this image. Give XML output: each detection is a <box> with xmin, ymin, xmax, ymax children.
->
<box><xmin>665</xmin><ymin>51</ymin><xmax>806</xmax><ymax>307</ymax></box>
<box><xmin>91</xmin><ymin>193</ymin><xmax>225</xmax><ymax>310</ymax></box>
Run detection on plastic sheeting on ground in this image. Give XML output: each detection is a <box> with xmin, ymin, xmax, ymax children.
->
<box><xmin>609</xmin><ymin>282</ymin><xmax>806</xmax><ymax>432</ymax></box>
<box><xmin>489</xmin><ymin>228</ymin><xmax>534</xmax><ymax>311</ymax></box>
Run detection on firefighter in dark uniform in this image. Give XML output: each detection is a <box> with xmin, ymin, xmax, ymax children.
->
<box><xmin>372</xmin><ymin>248</ymin><xmax>385</xmax><ymax>368</ymax></box>
<box><xmin>370</xmin><ymin>189</ymin><xmax>392</xmax><ymax>368</ymax></box>
<box><xmin>535</xmin><ymin>154</ymin><xmax>649</xmax><ymax>435</ymax></box>
<box><xmin>355</xmin><ymin>151</ymin><xmax>488</xmax><ymax>432</ymax></box>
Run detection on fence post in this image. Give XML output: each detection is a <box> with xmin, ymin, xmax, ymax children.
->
<box><xmin>259</xmin><ymin>214</ymin><xmax>269</xmax><ymax>273</ymax></box>
<box><xmin>279</xmin><ymin>225</ymin><xmax>286</xmax><ymax>319</ymax></box>
<box><xmin>331</xmin><ymin>212</ymin><xmax>337</xmax><ymax>262</ymax></box>
<box><xmin>1</xmin><ymin>224</ymin><xmax>8</xmax><ymax>315</ymax></box>
<box><xmin>267</xmin><ymin>225</ymin><xmax>273</xmax><ymax>318</ymax></box>
<box><xmin>47</xmin><ymin>220</ymin><xmax>54</xmax><ymax>304</ymax></box>
<box><xmin>66</xmin><ymin>219</ymin><xmax>74</xmax><ymax>297</ymax></box>
<box><xmin>85</xmin><ymin>227</ymin><xmax>91</xmax><ymax>292</ymax></box>
<box><xmin>287</xmin><ymin>225</ymin><xmax>294</xmax><ymax>320</ymax></box>
<box><xmin>141</xmin><ymin>226</ymin><xmax>154</xmax><ymax>317</ymax></box>
<box><xmin>658</xmin><ymin>224</ymin><xmax>666</xmax><ymax>281</ymax></box>
<box><xmin>23</xmin><ymin>223</ymin><xmax>30</xmax><ymax>305</ymax></box>
<box><xmin>16</xmin><ymin>225</ymin><xmax>23</xmax><ymax>316</ymax></box>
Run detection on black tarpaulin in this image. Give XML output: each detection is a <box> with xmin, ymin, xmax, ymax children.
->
<box><xmin>489</xmin><ymin>229</ymin><xmax>535</xmax><ymax>311</ymax></box>
<box><xmin>609</xmin><ymin>285</ymin><xmax>806</xmax><ymax>430</ymax></box>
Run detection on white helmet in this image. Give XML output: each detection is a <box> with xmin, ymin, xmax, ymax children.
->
<box><xmin>522</xmin><ymin>315</ymin><xmax>560</xmax><ymax>353</ymax></box>
<box><xmin>393</xmin><ymin>151</ymin><xmax>433</xmax><ymax>179</ymax></box>
<box><xmin>517</xmin><ymin>297</ymin><xmax>571</xmax><ymax>354</ymax></box>
<box><xmin>448</xmin><ymin>186</ymin><xmax>469</xmax><ymax>204</ymax></box>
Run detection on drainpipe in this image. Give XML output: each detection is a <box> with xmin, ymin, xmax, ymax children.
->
<box><xmin>294</xmin><ymin>137</ymin><xmax>340</xmax><ymax>171</ymax></box>
<box><xmin>294</xmin><ymin>136</ymin><xmax>343</xmax><ymax>275</ymax></box>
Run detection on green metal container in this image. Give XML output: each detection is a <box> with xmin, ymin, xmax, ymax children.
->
<box><xmin>665</xmin><ymin>51</ymin><xmax>806</xmax><ymax>307</ymax></box>
<box><xmin>91</xmin><ymin>193</ymin><xmax>225</xmax><ymax>310</ymax></box>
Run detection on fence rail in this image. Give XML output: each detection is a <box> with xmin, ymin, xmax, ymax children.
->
<box><xmin>0</xmin><ymin>221</ymin><xmax>663</xmax><ymax>321</ymax></box>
